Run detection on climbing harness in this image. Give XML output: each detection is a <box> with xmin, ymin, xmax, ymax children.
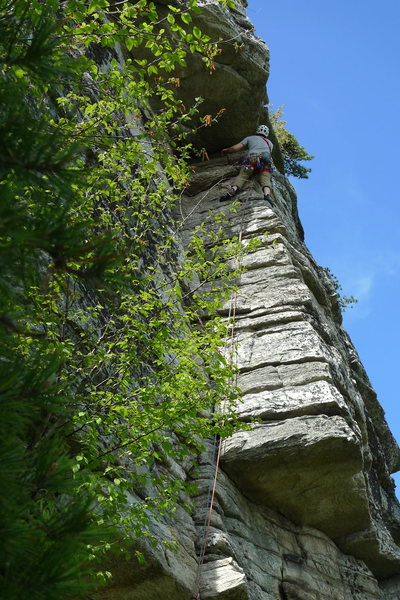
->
<box><xmin>241</xmin><ymin>136</ymin><xmax>274</xmax><ymax>175</ymax></box>
<box><xmin>191</xmin><ymin>196</ymin><xmax>247</xmax><ymax>600</ymax></box>
<box><xmin>242</xmin><ymin>153</ymin><xmax>272</xmax><ymax>172</ymax></box>
<box><xmin>242</xmin><ymin>153</ymin><xmax>264</xmax><ymax>172</ymax></box>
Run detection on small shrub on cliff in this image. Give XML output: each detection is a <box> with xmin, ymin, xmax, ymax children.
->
<box><xmin>323</xmin><ymin>268</ymin><xmax>358</xmax><ymax>311</ymax></box>
<box><xmin>269</xmin><ymin>104</ymin><xmax>314</xmax><ymax>178</ymax></box>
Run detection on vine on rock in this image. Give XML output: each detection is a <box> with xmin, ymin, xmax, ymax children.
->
<box><xmin>0</xmin><ymin>0</ymin><xmax>245</xmax><ymax>597</ymax></box>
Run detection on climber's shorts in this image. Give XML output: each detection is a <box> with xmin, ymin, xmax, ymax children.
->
<box><xmin>233</xmin><ymin>166</ymin><xmax>271</xmax><ymax>190</ymax></box>
<box><xmin>259</xmin><ymin>168</ymin><xmax>272</xmax><ymax>189</ymax></box>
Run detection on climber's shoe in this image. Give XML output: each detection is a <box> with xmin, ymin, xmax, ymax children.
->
<box><xmin>219</xmin><ymin>187</ymin><xmax>237</xmax><ymax>202</ymax></box>
<box><xmin>264</xmin><ymin>194</ymin><xmax>273</xmax><ymax>208</ymax></box>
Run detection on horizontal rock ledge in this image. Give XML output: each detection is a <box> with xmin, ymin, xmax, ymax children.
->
<box><xmin>221</xmin><ymin>415</ymin><xmax>368</xmax><ymax>540</ymax></box>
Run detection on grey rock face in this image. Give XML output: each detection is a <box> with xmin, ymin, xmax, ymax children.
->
<box><xmin>93</xmin><ymin>2</ymin><xmax>400</xmax><ymax>598</ymax></box>
<box><xmin>151</xmin><ymin>0</ymin><xmax>270</xmax><ymax>153</ymax></box>
<box><xmin>222</xmin><ymin>415</ymin><xmax>366</xmax><ymax>539</ymax></box>
<box><xmin>178</xmin><ymin>156</ymin><xmax>400</xmax><ymax>596</ymax></box>
<box><xmin>200</xmin><ymin>558</ymin><xmax>248</xmax><ymax>599</ymax></box>
<box><xmin>98</xmin><ymin>158</ymin><xmax>400</xmax><ymax>597</ymax></box>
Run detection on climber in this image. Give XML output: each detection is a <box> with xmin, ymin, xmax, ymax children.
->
<box><xmin>220</xmin><ymin>124</ymin><xmax>274</xmax><ymax>207</ymax></box>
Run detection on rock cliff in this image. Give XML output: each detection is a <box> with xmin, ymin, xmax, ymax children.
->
<box><xmin>178</xmin><ymin>159</ymin><xmax>400</xmax><ymax>599</ymax></box>
<box><xmin>96</xmin><ymin>1</ymin><xmax>400</xmax><ymax>598</ymax></box>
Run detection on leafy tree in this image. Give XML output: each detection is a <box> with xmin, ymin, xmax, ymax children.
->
<box><xmin>0</xmin><ymin>0</ymin><xmax>245</xmax><ymax>597</ymax></box>
<box><xmin>0</xmin><ymin>1</ymin><xmax>112</xmax><ymax>597</ymax></box>
<box><xmin>269</xmin><ymin>104</ymin><xmax>314</xmax><ymax>178</ymax></box>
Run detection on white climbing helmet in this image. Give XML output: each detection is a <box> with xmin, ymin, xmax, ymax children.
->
<box><xmin>256</xmin><ymin>124</ymin><xmax>269</xmax><ymax>137</ymax></box>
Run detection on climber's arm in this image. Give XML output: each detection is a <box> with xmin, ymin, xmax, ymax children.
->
<box><xmin>221</xmin><ymin>143</ymin><xmax>245</xmax><ymax>155</ymax></box>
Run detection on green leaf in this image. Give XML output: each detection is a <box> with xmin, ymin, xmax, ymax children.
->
<box><xmin>14</xmin><ymin>67</ymin><xmax>26</xmax><ymax>78</ymax></box>
<box><xmin>193</xmin><ymin>25</ymin><xmax>202</xmax><ymax>39</ymax></box>
<box><xmin>181</xmin><ymin>12</ymin><xmax>192</xmax><ymax>24</ymax></box>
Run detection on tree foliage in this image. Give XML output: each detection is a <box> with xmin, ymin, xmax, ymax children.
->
<box><xmin>269</xmin><ymin>104</ymin><xmax>314</xmax><ymax>179</ymax></box>
<box><xmin>0</xmin><ymin>0</ymin><xmax>244</xmax><ymax>597</ymax></box>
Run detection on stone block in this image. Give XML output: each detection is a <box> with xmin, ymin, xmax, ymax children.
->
<box><xmin>221</xmin><ymin>415</ymin><xmax>369</xmax><ymax>539</ymax></box>
<box><xmin>200</xmin><ymin>557</ymin><xmax>248</xmax><ymax>599</ymax></box>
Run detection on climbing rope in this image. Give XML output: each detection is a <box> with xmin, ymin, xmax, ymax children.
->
<box><xmin>191</xmin><ymin>193</ymin><xmax>247</xmax><ymax>600</ymax></box>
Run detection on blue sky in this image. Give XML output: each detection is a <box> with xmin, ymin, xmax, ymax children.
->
<box><xmin>246</xmin><ymin>0</ymin><xmax>400</xmax><ymax>491</ymax></box>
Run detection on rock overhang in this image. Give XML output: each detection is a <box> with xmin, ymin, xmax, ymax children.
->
<box><xmin>144</xmin><ymin>0</ymin><xmax>271</xmax><ymax>153</ymax></box>
<box><xmin>221</xmin><ymin>415</ymin><xmax>369</xmax><ymax>539</ymax></box>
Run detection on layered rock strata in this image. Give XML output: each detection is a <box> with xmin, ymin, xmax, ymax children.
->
<box><xmin>98</xmin><ymin>160</ymin><xmax>400</xmax><ymax>600</ymax></box>
<box><xmin>95</xmin><ymin>1</ymin><xmax>400</xmax><ymax>597</ymax></box>
<box><xmin>175</xmin><ymin>159</ymin><xmax>400</xmax><ymax>599</ymax></box>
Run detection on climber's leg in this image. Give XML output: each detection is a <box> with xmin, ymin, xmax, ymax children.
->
<box><xmin>219</xmin><ymin>185</ymin><xmax>238</xmax><ymax>202</ymax></box>
<box><xmin>260</xmin><ymin>170</ymin><xmax>273</xmax><ymax>207</ymax></box>
<box><xmin>220</xmin><ymin>166</ymin><xmax>252</xmax><ymax>202</ymax></box>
